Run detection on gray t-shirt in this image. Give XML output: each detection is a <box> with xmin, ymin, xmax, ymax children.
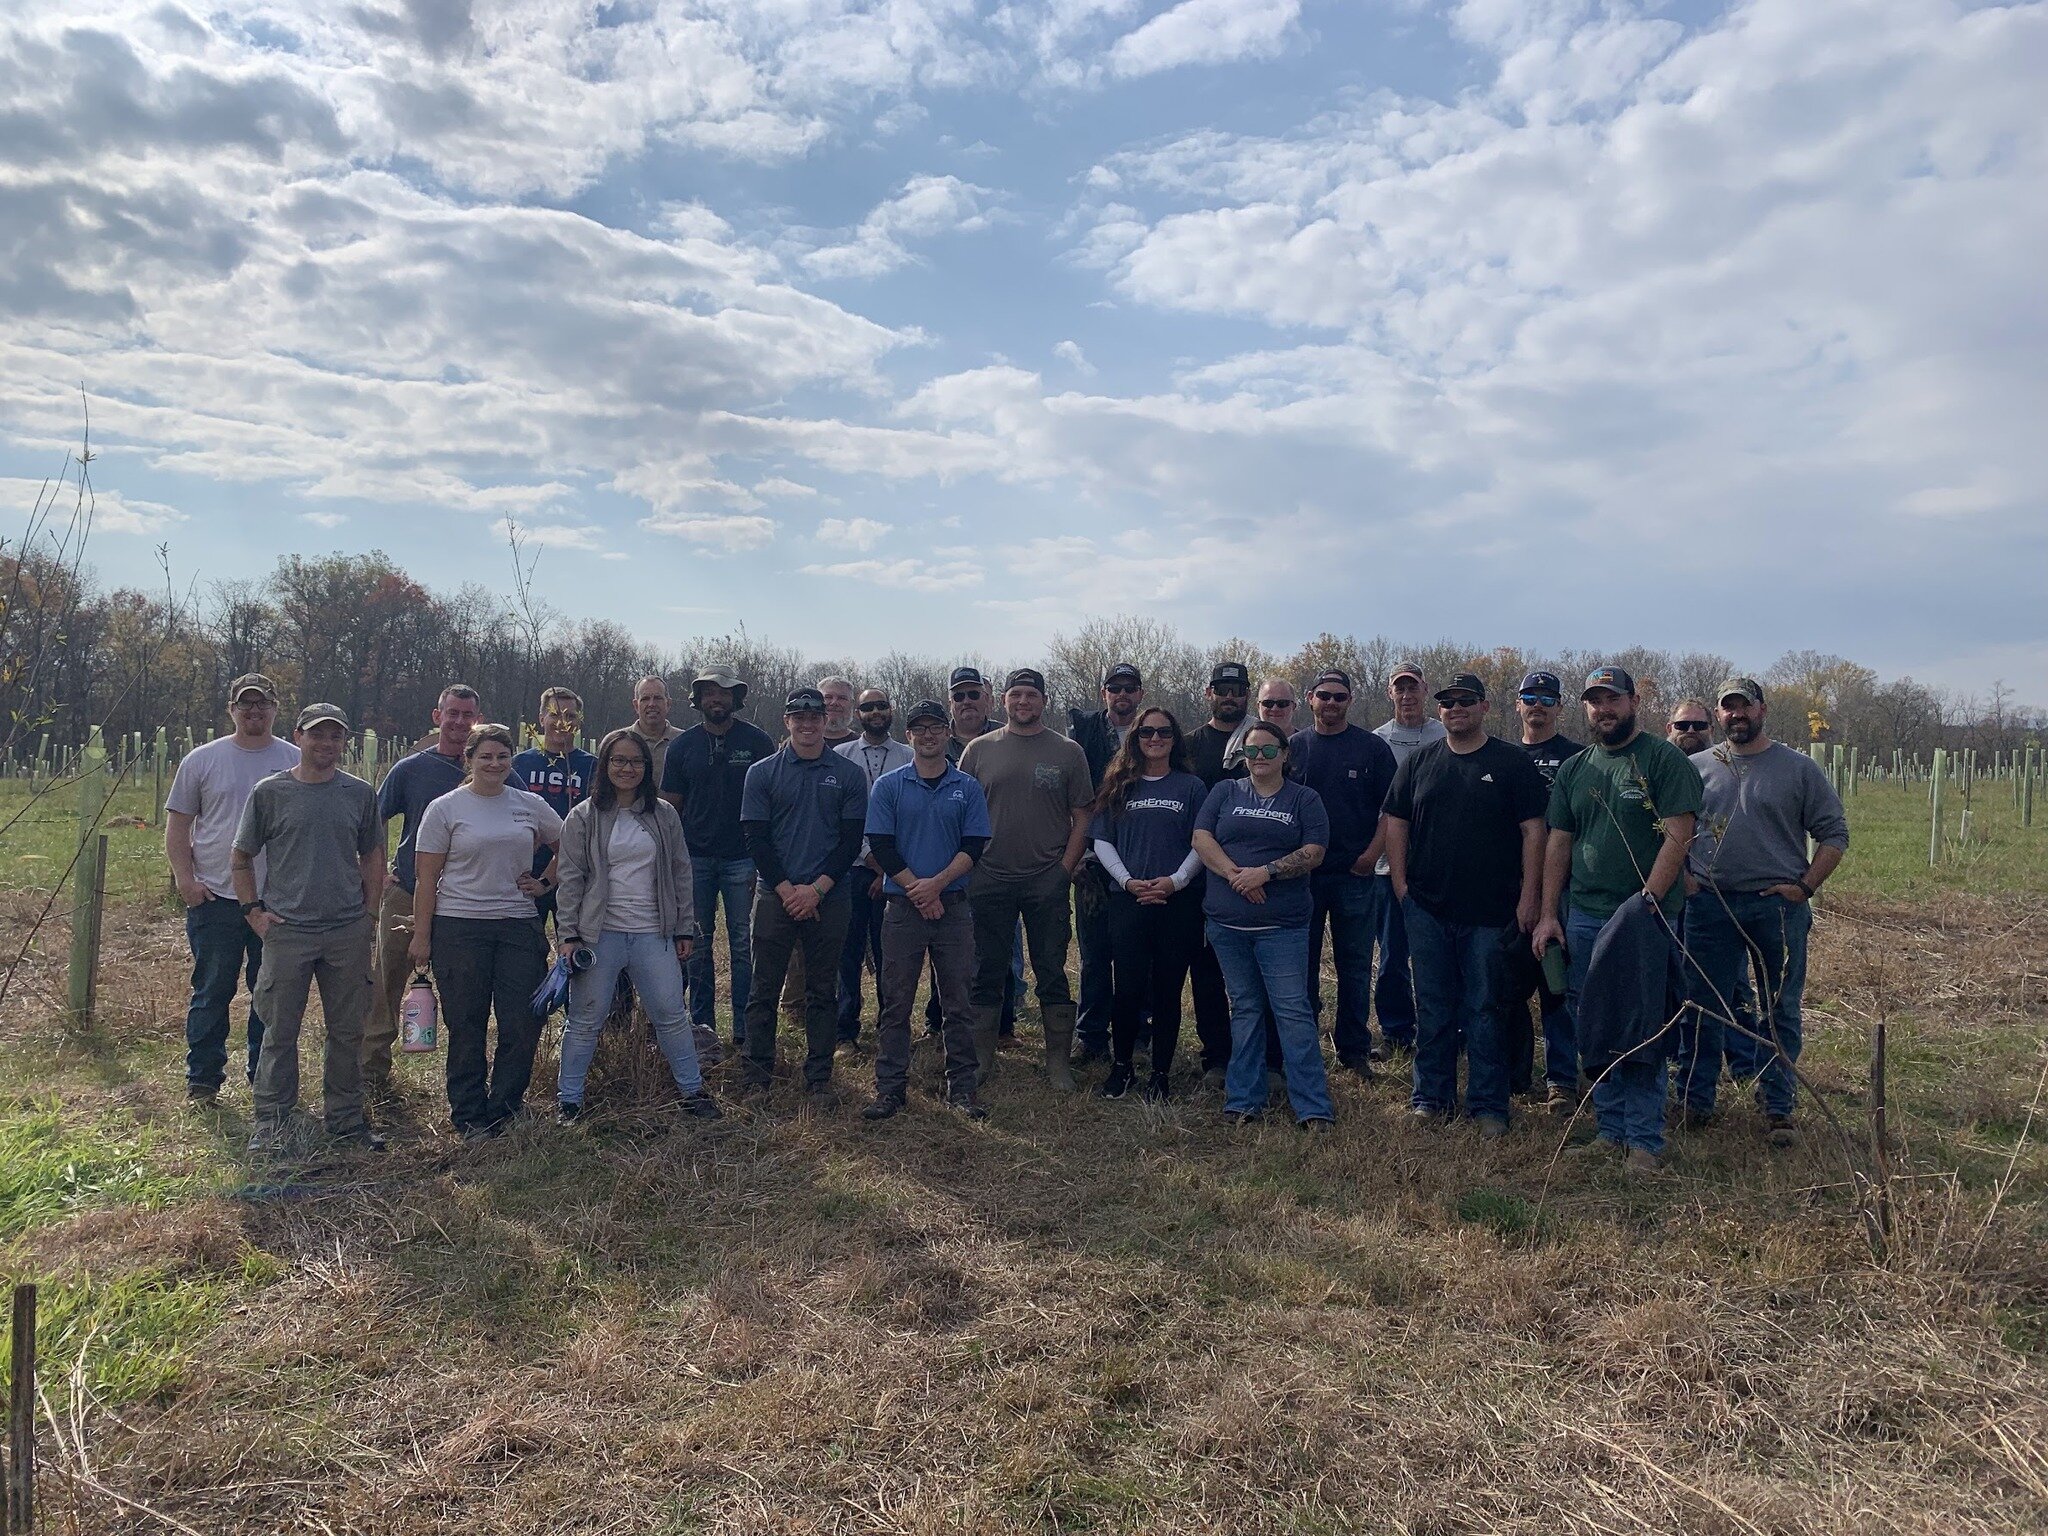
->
<box><xmin>416</xmin><ymin>785</ymin><xmax>565</xmax><ymax>920</ymax></box>
<box><xmin>165</xmin><ymin>735</ymin><xmax>301</xmax><ymax>897</ymax></box>
<box><xmin>1371</xmin><ymin>718</ymin><xmax>1448</xmax><ymax>873</ymax></box>
<box><xmin>232</xmin><ymin>770</ymin><xmax>381</xmax><ymax>930</ymax></box>
<box><xmin>1689</xmin><ymin>741</ymin><xmax>1850</xmax><ymax>892</ymax></box>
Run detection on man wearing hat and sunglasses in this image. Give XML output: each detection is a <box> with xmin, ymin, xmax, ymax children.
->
<box><xmin>1370</xmin><ymin>661</ymin><xmax>1448</xmax><ymax>1057</ymax></box>
<box><xmin>663</xmin><ymin>667</ymin><xmax>776</xmax><ymax>1050</ymax></box>
<box><xmin>165</xmin><ymin>673</ymin><xmax>302</xmax><ymax>1105</ymax></box>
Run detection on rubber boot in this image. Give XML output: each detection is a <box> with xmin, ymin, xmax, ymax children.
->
<box><xmin>971</xmin><ymin>1005</ymin><xmax>1002</xmax><ymax>1090</ymax></box>
<box><xmin>1042</xmin><ymin>1003</ymin><xmax>1078</xmax><ymax>1093</ymax></box>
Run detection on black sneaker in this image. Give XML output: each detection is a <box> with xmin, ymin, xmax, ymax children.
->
<box><xmin>1765</xmin><ymin>1113</ymin><xmax>1798</xmax><ymax>1149</ymax></box>
<box><xmin>1142</xmin><ymin>1073</ymin><xmax>1170</xmax><ymax>1103</ymax></box>
<box><xmin>1337</xmin><ymin>1056</ymin><xmax>1376</xmax><ymax>1082</ymax></box>
<box><xmin>862</xmin><ymin>1094</ymin><xmax>905</xmax><ymax>1121</ymax></box>
<box><xmin>1099</xmin><ymin>1063</ymin><xmax>1135</xmax><ymax>1099</ymax></box>
<box><xmin>1367</xmin><ymin>1042</ymin><xmax>1389</xmax><ymax>1063</ymax></box>
<box><xmin>947</xmin><ymin>1090</ymin><xmax>989</xmax><ymax>1121</ymax></box>
<box><xmin>329</xmin><ymin>1126</ymin><xmax>387</xmax><ymax>1152</ymax></box>
<box><xmin>557</xmin><ymin>1101</ymin><xmax>582</xmax><ymax>1125</ymax></box>
<box><xmin>185</xmin><ymin>1083</ymin><xmax>220</xmax><ymax>1110</ymax></box>
<box><xmin>681</xmin><ymin>1091</ymin><xmax>723</xmax><ymax>1120</ymax></box>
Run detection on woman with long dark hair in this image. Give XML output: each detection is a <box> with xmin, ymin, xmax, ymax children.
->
<box><xmin>1089</xmin><ymin>707</ymin><xmax>1208</xmax><ymax>1100</ymax></box>
<box><xmin>553</xmin><ymin>728</ymin><xmax>718</xmax><ymax>1122</ymax></box>
<box><xmin>410</xmin><ymin>723</ymin><xmax>563</xmax><ymax>1138</ymax></box>
<box><xmin>1192</xmin><ymin>720</ymin><xmax>1333</xmax><ymax>1128</ymax></box>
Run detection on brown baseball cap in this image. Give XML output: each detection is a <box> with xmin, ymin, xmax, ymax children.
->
<box><xmin>295</xmin><ymin>702</ymin><xmax>351</xmax><ymax>733</ymax></box>
<box><xmin>227</xmin><ymin>673</ymin><xmax>280</xmax><ymax>705</ymax></box>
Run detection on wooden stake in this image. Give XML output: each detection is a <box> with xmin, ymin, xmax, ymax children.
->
<box><xmin>5</xmin><ymin>1282</ymin><xmax>34</xmax><ymax>1532</ymax></box>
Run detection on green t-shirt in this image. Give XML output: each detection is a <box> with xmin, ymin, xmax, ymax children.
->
<box><xmin>1546</xmin><ymin>731</ymin><xmax>1702</xmax><ymax>919</ymax></box>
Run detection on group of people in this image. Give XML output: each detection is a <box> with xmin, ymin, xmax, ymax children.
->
<box><xmin>164</xmin><ymin>651</ymin><xmax>1849</xmax><ymax>1172</ymax></box>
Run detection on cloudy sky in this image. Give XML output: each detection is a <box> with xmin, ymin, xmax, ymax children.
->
<box><xmin>3</xmin><ymin>0</ymin><xmax>2043</xmax><ymax>699</ymax></box>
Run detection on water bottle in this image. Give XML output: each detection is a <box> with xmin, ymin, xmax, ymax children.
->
<box><xmin>400</xmin><ymin>971</ymin><xmax>439</xmax><ymax>1053</ymax></box>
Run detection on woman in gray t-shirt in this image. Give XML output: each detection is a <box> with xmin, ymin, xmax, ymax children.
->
<box><xmin>410</xmin><ymin>724</ymin><xmax>563</xmax><ymax>1138</ymax></box>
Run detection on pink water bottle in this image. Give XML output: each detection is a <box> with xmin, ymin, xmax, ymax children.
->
<box><xmin>400</xmin><ymin>971</ymin><xmax>439</xmax><ymax>1053</ymax></box>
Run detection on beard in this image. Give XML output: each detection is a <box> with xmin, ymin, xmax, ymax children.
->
<box><xmin>1725</xmin><ymin>716</ymin><xmax>1757</xmax><ymax>744</ymax></box>
<box><xmin>1214</xmin><ymin>697</ymin><xmax>1247</xmax><ymax>725</ymax></box>
<box><xmin>701</xmin><ymin>702</ymin><xmax>731</xmax><ymax>724</ymax></box>
<box><xmin>1593</xmin><ymin>707</ymin><xmax>1637</xmax><ymax>746</ymax></box>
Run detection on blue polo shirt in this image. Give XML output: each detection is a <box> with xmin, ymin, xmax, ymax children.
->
<box><xmin>864</xmin><ymin>760</ymin><xmax>992</xmax><ymax>895</ymax></box>
<box><xmin>740</xmin><ymin>744</ymin><xmax>869</xmax><ymax>886</ymax></box>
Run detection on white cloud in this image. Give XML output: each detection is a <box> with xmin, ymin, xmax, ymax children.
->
<box><xmin>492</xmin><ymin>516</ymin><xmax>605</xmax><ymax>552</ymax></box>
<box><xmin>815</xmin><ymin>516</ymin><xmax>893</xmax><ymax>550</ymax></box>
<box><xmin>640</xmin><ymin>509</ymin><xmax>777</xmax><ymax>553</ymax></box>
<box><xmin>1053</xmin><ymin>339</ymin><xmax>1096</xmax><ymax>376</ymax></box>
<box><xmin>1107</xmin><ymin>0</ymin><xmax>1301</xmax><ymax>78</ymax></box>
<box><xmin>0</xmin><ymin>477</ymin><xmax>183</xmax><ymax>536</ymax></box>
<box><xmin>802</xmin><ymin>174</ymin><xmax>1002</xmax><ymax>279</ymax></box>
<box><xmin>800</xmin><ymin>555</ymin><xmax>983</xmax><ymax>591</ymax></box>
<box><xmin>300</xmin><ymin>510</ymin><xmax>348</xmax><ymax>529</ymax></box>
<box><xmin>753</xmin><ymin>477</ymin><xmax>819</xmax><ymax>499</ymax></box>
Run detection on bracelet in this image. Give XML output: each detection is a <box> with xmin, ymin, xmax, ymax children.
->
<box><xmin>1795</xmin><ymin>876</ymin><xmax>1816</xmax><ymax>898</ymax></box>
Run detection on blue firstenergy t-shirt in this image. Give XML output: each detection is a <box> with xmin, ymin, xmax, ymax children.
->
<box><xmin>1195</xmin><ymin>779</ymin><xmax>1330</xmax><ymax>929</ymax></box>
<box><xmin>1089</xmin><ymin>770</ymin><xmax>1206</xmax><ymax>883</ymax></box>
<box><xmin>740</xmin><ymin>744</ymin><xmax>870</xmax><ymax>887</ymax></box>
<box><xmin>865</xmin><ymin>761</ymin><xmax>992</xmax><ymax>895</ymax></box>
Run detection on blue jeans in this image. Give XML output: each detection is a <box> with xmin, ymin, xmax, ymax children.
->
<box><xmin>1375</xmin><ymin>874</ymin><xmax>1416</xmax><ymax>1043</ymax></box>
<box><xmin>836</xmin><ymin>868</ymin><xmax>886</xmax><ymax>1040</ymax></box>
<box><xmin>1565</xmin><ymin>906</ymin><xmax>1668</xmax><ymax>1156</ymax></box>
<box><xmin>1680</xmin><ymin>890</ymin><xmax>1812</xmax><ymax>1117</ymax></box>
<box><xmin>1075</xmin><ymin>871</ymin><xmax>1114</xmax><ymax>1050</ymax></box>
<box><xmin>1306</xmin><ymin>872</ymin><xmax>1385</xmax><ymax>1065</ymax></box>
<box><xmin>184</xmin><ymin>897</ymin><xmax>265</xmax><ymax>1090</ymax></box>
<box><xmin>1209</xmin><ymin>922</ymin><xmax>1333</xmax><ymax>1123</ymax></box>
<box><xmin>687</xmin><ymin>856</ymin><xmax>755</xmax><ymax>1042</ymax></box>
<box><xmin>1403</xmin><ymin>899</ymin><xmax>1510</xmax><ymax>1120</ymax></box>
<box><xmin>558</xmin><ymin>931</ymin><xmax>704</xmax><ymax>1105</ymax></box>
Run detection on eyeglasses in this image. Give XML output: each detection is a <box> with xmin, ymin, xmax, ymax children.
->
<box><xmin>1104</xmin><ymin>682</ymin><xmax>1140</xmax><ymax>695</ymax></box>
<box><xmin>950</xmin><ymin>689</ymin><xmax>983</xmax><ymax>702</ymax></box>
<box><xmin>604</xmin><ymin>757</ymin><xmax>644</xmax><ymax>771</ymax></box>
<box><xmin>1135</xmin><ymin>725</ymin><xmax>1173</xmax><ymax>740</ymax></box>
<box><xmin>857</xmin><ymin>702</ymin><xmax>891</xmax><ymax>713</ymax></box>
<box><xmin>1671</xmin><ymin>720</ymin><xmax>1711</xmax><ymax>733</ymax></box>
<box><xmin>1438</xmin><ymin>695</ymin><xmax>1480</xmax><ymax>709</ymax></box>
<box><xmin>1243</xmin><ymin>744</ymin><xmax>1283</xmax><ymax>761</ymax></box>
<box><xmin>1312</xmin><ymin>691</ymin><xmax>1349</xmax><ymax>704</ymax></box>
<box><xmin>1517</xmin><ymin>693</ymin><xmax>1559</xmax><ymax>707</ymax></box>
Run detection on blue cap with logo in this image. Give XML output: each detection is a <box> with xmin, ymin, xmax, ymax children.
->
<box><xmin>1518</xmin><ymin>670</ymin><xmax>1563</xmax><ymax>701</ymax></box>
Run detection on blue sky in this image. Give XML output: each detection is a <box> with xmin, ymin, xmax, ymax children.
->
<box><xmin>3</xmin><ymin>0</ymin><xmax>2044</xmax><ymax>701</ymax></box>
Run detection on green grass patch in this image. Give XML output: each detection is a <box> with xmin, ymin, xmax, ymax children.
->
<box><xmin>1</xmin><ymin>1267</ymin><xmax>230</xmax><ymax>1407</ymax></box>
<box><xmin>0</xmin><ymin>1098</ymin><xmax>200</xmax><ymax>1240</ymax></box>
<box><xmin>1456</xmin><ymin>1185</ymin><xmax>1544</xmax><ymax>1241</ymax></box>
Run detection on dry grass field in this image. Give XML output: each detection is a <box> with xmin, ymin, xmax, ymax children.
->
<box><xmin>1</xmin><ymin>780</ymin><xmax>2044</xmax><ymax>1533</ymax></box>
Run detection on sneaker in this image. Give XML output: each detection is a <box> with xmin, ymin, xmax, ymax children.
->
<box><xmin>1408</xmin><ymin>1104</ymin><xmax>1449</xmax><ymax>1122</ymax></box>
<box><xmin>185</xmin><ymin>1085</ymin><xmax>220</xmax><ymax>1113</ymax></box>
<box><xmin>1223</xmin><ymin>1109</ymin><xmax>1263</xmax><ymax>1127</ymax></box>
<box><xmin>329</xmin><ymin>1126</ymin><xmax>387</xmax><ymax>1152</ymax></box>
<box><xmin>1337</xmin><ymin>1056</ymin><xmax>1376</xmax><ymax>1082</ymax></box>
<box><xmin>1765</xmin><ymin>1113</ymin><xmax>1798</xmax><ymax>1149</ymax></box>
<box><xmin>1474</xmin><ymin>1114</ymin><xmax>1510</xmax><ymax>1141</ymax></box>
<box><xmin>946</xmin><ymin>1089</ymin><xmax>989</xmax><ymax>1121</ymax></box>
<box><xmin>861</xmin><ymin>1094</ymin><xmax>905</xmax><ymax>1121</ymax></box>
<box><xmin>247</xmin><ymin>1119</ymin><xmax>287</xmax><ymax>1154</ymax></box>
<box><xmin>1298</xmin><ymin>1116</ymin><xmax>1334</xmax><ymax>1135</ymax></box>
<box><xmin>681</xmin><ymin>1091</ymin><xmax>723</xmax><ymax>1120</ymax></box>
<box><xmin>556</xmin><ymin>1101</ymin><xmax>582</xmax><ymax>1126</ymax></box>
<box><xmin>1142</xmin><ymin>1073</ymin><xmax>1170</xmax><ymax>1103</ymax></box>
<box><xmin>1544</xmin><ymin>1083</ymin><xmax>1579</xmax><ymax>1118</ymax></box>
<box><xmin>1623</xmin><ymin>1147</ymin><xmax>1665</xmax><ymax>1176</ymax></box>
<box><xmin>1099</xmin><ymin>1063</ymin><xmax>1135</xmax><ymax>1099</ymax></box>
<box><xmin>1367</xmin><ymin>1042</ymin><xmax>1389</xmax><ymax>1063</ymax></box>
<box><xmin>458</xmin><ymin>1121</ymin><xmax>503</xmax><ymax>1142</ymax></box>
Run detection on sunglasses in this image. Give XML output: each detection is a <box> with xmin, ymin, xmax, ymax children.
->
<box><xmin>1312</xmin><ymin>691</ymin><xmax>1350</xmax><ymax>704</ymax></box>
<box><xmin>1260</xmin><ymin>698</ymin><xmax>1294</xmax><ymax>709</ymax></box>
<box><xmin>1517</xmin><ymin>693</ymin><xmax>1560</xmax><ymax>706</ymax></box>
<box><xmin>857</xmin><ymin>702</ymin><xmax>891</xmax><ymax>712</ymax></box>
<box><xmin>950</xmin><ymin>689</ymin><xmax>983</xmax><ymax>702</ymax></box>
<box><xmin>1210</xmin><ymin>684</ymin><xmax>1247</xmax><ymax>697</ymax></box>
<box><xmin>1671</xmin><ymin>720</ymin><xmax>1711</xmax><ymax>733</ymax></box>
<box><xmin>1104</xmin><ymin>682</ymin><xmax>1141</xmax><ymax>694</ymax></box>
<box><xmin>1438</xmin><ymin>695</ymin><xmax>1480</xmax><ymax>709</ymax></box>
<box><xmin>1135</xmin><ymin>725</ymin><xmax>1173</xmax><ymax>740</ymax></box>
<box><xmin>1243</xmin><ymin>743</ymin><xmax>1284</xmax><ymax>761</ymax></box>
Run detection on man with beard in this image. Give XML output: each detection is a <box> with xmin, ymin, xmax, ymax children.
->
<box><xmin>1497</xmin><ymin>670</ymin><xmax>1585</xmax><ymax>1112</ymax></box>
<box><xmin>1666</xmin><ymin>701</ymin><xmax>1714</xmax><ymax>757</ymax></box>
<box><xmin>820</xmin><ymin>677</ymin><xmax>860</xmax><ymax>749</ymax></box>
<box><xmin>663</xmin><ymin>668</ymin><xmax>776</xmax><ymax>1049</ymax></box>
<box><xmin>1532</xmin><ymin>667</ymin><xmax>1699</xmax><ymax>1174</ymax></box>
<box><xmin>1185</xmin><ymin>662</ymin><xmax>1252</xmax><ymax>1086</ymax></box>
<box><xmin>1289</xmin><ymin>669</ymin><xmax>1400</xmax><ymax>1078</ymax></box>
<box><xmin>1677</xmin><ymin>679</ymin><xmax>1847</xmax><ymax>1146</ymax></box>
<box><xmin>1370</xmin><ymin>662</ymin><xmax>1447</xmax><ymax>1059</ymax></box>
<box><xmin>959</xmin><ymin>669</ymin><xmax>1095</xmax><ymax>1093</ymax></box>
<box><xmin>1226</xmin><ymin>677</ymin><xmax>1297</xmax><ymax>771</ymax></box>
<box><xmin>833</xmin><ymin>689</ymin><xmax>912</xmax><ymax>1047</ymax></box>
<box><xmin>1069</xmin><ymin>662</ymin><xmax>1147</xmax><ymax>1066</ymax></box>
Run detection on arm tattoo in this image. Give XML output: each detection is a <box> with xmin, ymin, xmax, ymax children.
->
<box><xmin>1265</xmin><ymin>846</ymin><xmax>1322</xmax><ymax>881</ymax></box>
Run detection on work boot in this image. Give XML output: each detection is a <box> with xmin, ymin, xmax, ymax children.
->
<box><xmin>1041</xmin><ymin>1003</ymin><xmax>1079</xmax><ymax>1093</ymax></box>
<box><xmin>970</xmin><ymin>1005</ymin><xmax>1002</xmax><ymax>1090</ymax></box>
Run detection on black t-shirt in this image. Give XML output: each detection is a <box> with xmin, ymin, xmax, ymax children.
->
<box><xmin>1185</xmin><ymin>723</ymin><xmax>1246</xmax><ymax>789</ymax></box>
<box><xmin>1382</xmin><ymin>736</ymin><xmax>1549</xmax><ymax>927</ymax></box>
<box><xmin>1521</xmin><ymin>733</ymin><xmax>1585</xmax><ymax>787</ymax></box>
<box><xmin>660</xmin><ymin>720</ymin><xmax>777</xmax><ymax>860</ymax></box>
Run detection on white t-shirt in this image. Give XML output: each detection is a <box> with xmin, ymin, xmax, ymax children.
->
<box><xmin>165</xmin><ymin>734</ymin><xmax>302</xmax><ymax>897</ymax></box>
<box><xmin>415</xmin><ymin>785</ymin><xmax>564</xmax><ymax>920</ymax></box>
<box><xmin>604</xmin><ymin>812</ymin><xmax>661</xmax><ymax>934</ymax></box>
<box><xmin>1372</xmin><ymin>717</ymin><xmax>1448</xmax><ymax>874</ymax></box>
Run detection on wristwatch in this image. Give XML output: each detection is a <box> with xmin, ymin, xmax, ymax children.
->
<box><xmin>1795</xmin><ymin>876</ymin><xmax>1816</xmax><ymax>898</ymax></box>
<box><xmin>240</xmin><ymin>899</ymin><xmax>266</xmax><ymax>916</ymax></box>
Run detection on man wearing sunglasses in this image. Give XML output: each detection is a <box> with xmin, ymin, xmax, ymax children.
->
<box><xmin>1370</xmin><ymin>662</ymin><xmax>1447</xmax><ymax>1058</ymax></box>
<box><xmin>1186</xmin><ymin>662</ymin><xmax>1253</xmax><ymax>1085</ymax></box>
<box><xmin>831</xmin><ymin>690</ymin><xmax>913</xmax><ymax>1049</ymax></box>
<box><xmin>1223</xmin><ymin>677</ymin><xmax>1295</xmax><ymax>772</ymax></box>
<box><xmin>1068</xmin><ymin>662</ymin><xmax>1148</xmax><ymax>1066</ymax></box>
<box><xmin>937</xmin><ymin>666</ymin><xmax>1021</xmax><ymax>1040</ymax></box>
<box><xmin>1498</xmin><ymin>671</ymin><xmax>1585</xmax><ymax>1112</ymax></box>
<box><xmin>1289</xmin><ymin>668</ymin><xmax>1400</xmax><ymax>1078</ymax></box>
<box><xmin>1666</xmin><ymin>701</ymin><xmax>1714</xmax><ymax>755</ymax></box>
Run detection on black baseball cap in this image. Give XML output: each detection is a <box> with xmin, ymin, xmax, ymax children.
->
<box><xmin>1005</xmin><ymin>668</ymin><xmax>1047</xmax><ymax>695</ymax></box>
<box><xmin>905</xmin><ymin>699</ymin><xmax>948</xmax><ymax>728</ymax></box>
<box><xmin>1209</xmin><ymin>661</ymin><xmax>1250</xmax><ymax>689</ymax></box>
<box><xmin>1102</xmin><ymin>662</ymin><xmax>1142</xmax><ymax>687</ymax></box>
<box><xmin>1434</xmin><ymin>673</ymin><xmax>1488</xmax><ymax>704</ymax></box>
<box><xmin>784</xmin><ymin>688</ymin><xmax>826</xmax><ymax>714</ymax></box>
<box><xmin>1581</xmin><ymin>666</ymin><xmax>1637</xmax><ymax>698</ymax></box>
<box><xmin>1518</xmin><ymin>670</ymin><xmax>1563</xmax><ymax>700</ymax></box>
<box><xmin>1311</xmin><ymin>669</ymin><xmax>1353</xmax><ymax>694</ymax></box>
<box><xmin>948</xmin><ymin>666</ymin><xmax>987</xmax><ymax>690</ymax></box>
